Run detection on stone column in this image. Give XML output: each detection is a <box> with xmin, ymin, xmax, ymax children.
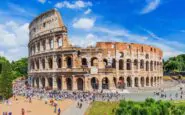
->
<box><xmin>72</xmin><ymin>53</ymin><xmax>76</xmax><ymax>68</ymax></box>
<box><xmin>132</xmin><ymin>77</ymin><xmax>135</xmax><ymax>87</ymax></box>
<box><xmin>45</xmin><ymin>77</ymin><xmax>48</xmax><ymax>88</ymax></box>
<box><xmin>99</xmin><ymin>78</ymin><xmax>102</xmax><ymax>90</ymax></box>
<box><xmin>124</xmin><ymin>77</ymin><xmax>127</xmax><ymax>88</ymax></box>
<box><xmin>138</xmin><ymin>77</ymin><xmax>141</xmax><ymax>87</ymax></box>
<box><xmin>54</xmin><ymin>36</ymin><xmax>58</xmax><ymax>49</ymax></box>
<box><xmin>52</xmin><ymin>76</ymin><xmax>57</xmax><ymax>89</ymax></box>
<box><xmin>39</xmin><ymin>77</ymin><xmax>42</xmax><ymax>88</ymax></box>
<box><xmin>45</xmin><ymin>57</ymin><xmax>49</xmax><ymax>70</ymax></box>
<box><xmin>53</xmin><ymin>55</ymin><xmax>57</xmax><ymax>69</ymax></box>
<box><xmin>84</xmin><ymin>77</ymin><xmax>89</xmax><ymax>91</ymax></box>
<box><xmin>39</xmin><ymin>58</ymin><xmax>42</xmax><ymax>71</ymax></box>
<box><xmin>62</xmin><ymin>54</ymin><xmax>66</xmax><ymax>68</ymax></box>
<box><xmin>72</xmin><ymin>75</ymin><xmax>77</xmax><ymax>90</ymax></box>
<box><xmin>61</xmin><ymin>75</ymin><xmax>66</xmax><ymax>90</ymax></box>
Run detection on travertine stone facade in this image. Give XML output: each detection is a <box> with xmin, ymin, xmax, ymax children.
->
<box><xmin>28</xmin><ymin>9</ymin><xmax>163</xmax><ymax>91</ymax></box>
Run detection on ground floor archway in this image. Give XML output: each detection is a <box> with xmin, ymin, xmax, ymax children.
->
<box><xmin>118</xmin><ymin>77</ymin><xmax>124</xmax><ymax>89</ymax></box>
<box><xmin>41</xmin><ymin>78</ymin><xmax>45</xmax><ymax>88</ymax></box>
<box><xmin>66</xmin><ymin>78</ymin><xmax>72</xmax><ymax>90</ymax></box>
<box><xmin>77</xmin><ymin>78</ymin><xmax>83</xmax><ymax>91</ymax></box>
<box><xmin>141</xmin><ymin>77</ymin><xmax>144</xmax><ymax>87</ymax></box>
<box><xmin>48</xmin><ymin>77</ymin><xmax>53</xmax><ymax>89</ymax></box>
<box><xmin>127</xmin><ymin>77</ymin><xmax>132</xmax><ymax>87</ymax></box>
<box><xmin>91</xmin><ymin>77</ymin><xmax>99</xmax><ymax>90</ymax></box>
<box><xmin>57</xmin><ymin>78</ymin><xmax>62</xmax><ymax>90</ymax></box>
<box><xmin>102</xmin><ymin>77</ymin><xmax>109</xmax><ymax>89</ymax></box>
<box><xmin>135</xmin><ymin>77</ymin><xmax>139</xmax><ymax>87</ymax></box>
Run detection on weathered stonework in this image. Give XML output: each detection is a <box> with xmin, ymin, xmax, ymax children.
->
<box><xmin>28</xmin><ymin>9</ymin><xmax>163</xmax><ymax>91</ymax></box>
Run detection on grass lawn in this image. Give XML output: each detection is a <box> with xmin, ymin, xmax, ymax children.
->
<box><xmin>85</xmin><ymin>100</ymin><xmax>185</xmax><ymax>115</ymax></box>
<box><xmin>85</xmin><ymin>101</ymin><xmax>119</xmax><ymax>115</ymax></box>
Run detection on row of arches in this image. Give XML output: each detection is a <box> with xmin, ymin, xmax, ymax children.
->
<box><xmin>32</xmin><ymin>76</ymin><xmax>162</xmax><ymax>91</ymax></box>
<box><xmin>30</xmin><ymin>37</ymin><xmax>63</xmax><ymax>56</ymax></box>
<box><xmin>30</xmin><ymin>56</ymin><xmax>73</xmax><ymax>70</ymax></box>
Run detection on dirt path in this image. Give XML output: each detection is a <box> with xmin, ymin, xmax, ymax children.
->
<box><xmin>0</xmin><ymin>96</ymin><xmax>75</xmax><ymax>115</ymax></box>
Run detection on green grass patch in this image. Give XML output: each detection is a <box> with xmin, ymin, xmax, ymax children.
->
<box><xmin>85</xmin><ymin>101</ymin><xmax>119</xmax><ymax>115</ymax></box>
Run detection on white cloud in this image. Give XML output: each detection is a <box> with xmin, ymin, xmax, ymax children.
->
<box><xmin>55</xmin><ymin>0</ymin><xmax>92</xmax><ymax>9</ymax></box>
<box><xmin>38</xmin><ymin>0</ymin><xmax>46</xmax><ymax>4</ymax></box>
<box><xmin>73</xmin><ymin>18</ymin><xmax>95</xmax><ymax>29</ymax></box>
<box><xmin>84</xmin><ymin>8</ymin><xmax>91</xmax><ymax>14</ymax></box>
<box><xmin>140</xmin><ymin>0</ymin><xmax>161</xmax><ymax>14</ymax></box>
<box><xmin>0</xmin><ymin>21</ymin><xmax>29</xmax><ymax>61</ymax></box>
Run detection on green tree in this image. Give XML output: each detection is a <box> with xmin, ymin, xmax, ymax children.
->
<box><xmin>0</xmin><ymin>57</ymin><xmax>14</xmax><ymax>99</ymax></box>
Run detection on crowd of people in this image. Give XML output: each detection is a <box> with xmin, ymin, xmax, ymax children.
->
<box><xmin>1</xmin><ymin>79</ymin><xmax>185</xmax><ymax>115</ymax></box>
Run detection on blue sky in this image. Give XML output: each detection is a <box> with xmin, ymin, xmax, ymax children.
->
<box><xmin>0</xmin><ymin>0</ymin><xmax>185</xmax><ymax>61</ymax></box>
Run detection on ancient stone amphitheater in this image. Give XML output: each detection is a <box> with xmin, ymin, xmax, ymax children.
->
<box><xmin>28</xmin><ymin>9</ymin><xmax>163</xmax><ymax>91</ymax></box>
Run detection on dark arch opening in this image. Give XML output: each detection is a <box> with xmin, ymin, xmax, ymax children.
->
<box><xmin>91</xmin><ymin>77</ymin><xmax>99</xmax><ymax>90</ymax></box>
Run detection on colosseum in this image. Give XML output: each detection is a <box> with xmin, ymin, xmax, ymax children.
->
<box><xmin>28</xmin><ymin>9</ymin><xmax>163</xmax><ymax>91</ymax></box>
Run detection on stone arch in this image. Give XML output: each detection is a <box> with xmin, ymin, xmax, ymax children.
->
<box><xmin>126</xmin><ymin>59</ymin><xmax>132</xmax><ymax>70</ymax></box>
<box><xmin>57</xmin><ymin>57</ymin><xmax>62</xmax><ymax>68</ymax></box>
<box><xmin>154</xmin><ymin>61</ymin><xmax>157</xmax><ymax>70</ymax></box>
<box><xmin>113</xmin><ymin>77</ymin><xmax>117</xmax><ymax>88</ymax></box>
<box><xmin>118</xmin><ymin>77</ymin><xmax>124</xmax><ymax>88</ymax></box>
<box><xmin>91</xmin><ymin>77</ymin><xmax>99</xmax><ymax>90</ymax></box>
<box><xmin>36</xmin><ymin>77</ymin><xmax>39</xmax><ymax>88</ymax></box>
<box><xmin>82</xmin><ymin>58</ymin><xmax>88</xmax><ymax>66</ymax></box>
<box><xmin>102</xmin><ymin>77</ymin><xmax>109</xmax><ymax>89</ymax></box>
<box><xmin>48</xmin><ymin>77</ymin><xmax>53</xmax><ymax>89</ymax></box>
<box><xmin>146</xmin><ymin>77</ymin><xmax>149</xmax><ymax>86</ymax></box>
<box><xmin>77</xmin><ymin>78</ymin><xmax>84</xmax><ymax>91</ymax></box>
<box><xmin>154</xmin><ymin>77</ymin><xmax>157</xmax><ymax>86</ymax></box>
<box><xmin>150</xmin><ymin>61</ymin><xmax>153</xmax><ymax>71</ymax></box>
<box><xmin>140</xmin><ymin>59</ymin><xmax>144</xmax><ymax>69</ymax></box>
<box><xmin>146</xmin><ymin>61</ymin><xmax>149</xmax><ymax>71</ymax></box>
<box><xmin>36</xmin><ymin>59</ymin><xmax>39</xmax><ymax>69</ymax></box>
<box><xmin>151</xmin><ymin>77</ymin><xmax>153</xmax><ymax>86</ymax></box>
<box><xmin>42</xmin><ymin>59</ymin><xmax>45</xmax><ymax>69</ymax></box>
<box><xmin>32</xmin><ymin>77</ymin><xmax>35</xmax><ymax>87</ymax></box>
<box><xmin>48</xmin><ymin>58</ymin><xmax>53</xmax><ymax>69</ymax></box>
<box><xmin>141</xmin><ymin>77</ymin><xmax>145</xmax><ymax>87</ymax></box>
<box><xmin>57</xmin><ymin>77</ymin><xmax>62</xmax><ymax>90</ymax></box>
<box><xmin>119</xmin><ymin>59</ymin><xmax>124</xmax><ymax>70</ymax></box>
<box><xmin>91</xmin><ymin>57</ymin><xmax>98</xmax><ymax>67</ymax></box>
<box><xmin>134</xmin><ymin>77</ymin><xmax>139</xmax><ymax>87</ymax></box>
<box><xmin>112</xmin><ymin>58</ymin><xmax>116</xmax><ymax>68</ymax></box>
<box><xmin>41</xmin><ymin>77</ymin><xmax>45</xmax><ymax>88</ymax></box>
<box><xmin>66</xmin><ymin>56</ymin><xmax>72</xmax><ymax>68</ymax></box>
<box><xmin>31</xmin><ymin>60</ymin><xmax>35</xmax><ymax>70</ymax></box>
<box><xmin>103</xmin><ymin>59</ymin><xmax>108</xmax><ymax>68</ymax></box>
<box><xmin>66</xmin><ymin>78</ymin><xmax>72</xmax><ymax>90</ymax></box>
<box><xmin>127</xmin><ymin>76</ymin><xmax>132</xmax><ymax>87</ymax></box>
<box><xmin>134</xmin><ymin>59</ymin><xmax>138</xmax><ymax>70</ymax></box>
<box><xmin>157</xmin><ymin>77</ymin><xmax>160</xmax><ymax>85</ymax></box>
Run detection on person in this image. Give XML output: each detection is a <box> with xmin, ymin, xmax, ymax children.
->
<box><xmin>8</xmin><ymin>112</ymin><xmax>12</xmax><ymax>115</ymax></box>
<box><xmin>21</xmin><ymin>108</ymin><xmax>25</xmax><ymax>115</ymax></box>
<box><xmin>58</xmin><ymin>108</ymin><xmax>61</xmax><ymax>115</ymax></box>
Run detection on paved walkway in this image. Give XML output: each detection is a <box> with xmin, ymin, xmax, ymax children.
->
<box><xmin>62</xmin><ymin>101</ymin><xmax>90</xmax><ymax>115</ymax></box>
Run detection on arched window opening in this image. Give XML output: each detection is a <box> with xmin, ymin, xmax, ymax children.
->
<box><xmin>48</xmin><ymin>58</ymin><xmax>53</xmax><ymax>69</ymax></box>
<box><xmin>66</xmin><ymin>57</ymin><xmax>72</xmax><ymax>68</ymax></box>
<box><xmin>82</xmin><ymin>58</ymin><xmax>88</xmax><ymax>67</ymax></box>
<box><xmin>134</xmin><ymin>59</ymin><xmax>138</xmax><ymax>70</ymax></box>
<box><xmin>42</xmin><ymin>59</ymin><xmax>45</xmax><ymax>69</ymax></box>
<box><xmin>57</xmin><ymin>57</ymin><xmax>62</xmax><ymax>68</ymax></box>
<box><xmin>57</xmin><ymin>38</ymin><xmax>62</xmax><ymax>47</ymax></box>
<box><xmin>112</xmin><ymin>58</ymin><xmax>116</xmax><ymax>68</ymax></box>
<box><xmin>119</xmin><ymin>59</ymin><xmax>124</xmax><ymax>70</ymax></box>
<box><xmin>91</xmin><ymin>57</ymin><xmax>98</xmax><ymax>67</ymax></box>
<box><xmin>126</xmin><ymin>59</ymin><xmax>132</xmax><ymax>70</ymax></box>
<box><xmin>140</xmin><ymin>60</ymin><xmax>144</xmax><ymax>69</ymax></box>
<box><xmin>103</xmin><ymin>59</ymin><xmax>108</xmax><ymax>68</ymax></box>
<box><xmin>49</xmin><ymin>39</ymin><xmax>54</xmax><ymax>49</ymax></box>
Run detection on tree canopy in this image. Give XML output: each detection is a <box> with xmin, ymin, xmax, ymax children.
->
<box><xmin>164</xmin><ymin>54</ymin><xmax>185</xmax><ymax>72</ymax></box>
<box><xmin>0</xmin><ymin>56</ymin><xmax>28</xmax><ymax>99</ymax></box>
